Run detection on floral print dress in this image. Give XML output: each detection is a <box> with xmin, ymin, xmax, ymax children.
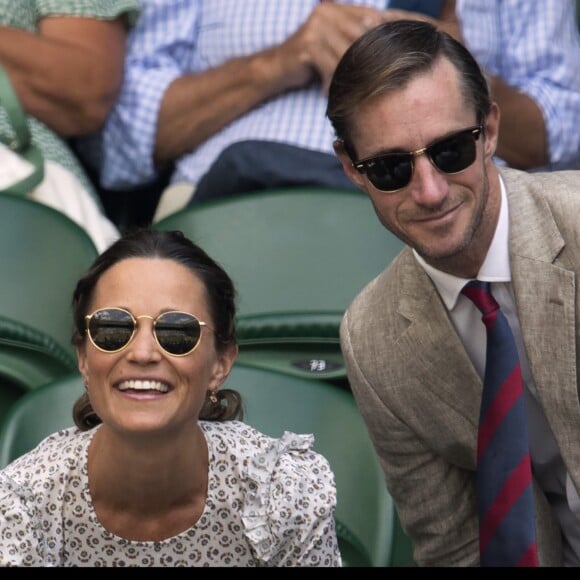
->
<box><xmin>0</xmin><ymin>421</ymin><xmax>341</xmax><ymax>567</ymax></box>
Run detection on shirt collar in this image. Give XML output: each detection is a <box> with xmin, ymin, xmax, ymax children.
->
<box><xmin>413</xmin><ymin>176</ymin><xmax>510</xmax><ymax>311</ymax></box>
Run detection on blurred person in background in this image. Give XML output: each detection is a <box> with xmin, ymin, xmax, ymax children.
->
<box><xmin>0</xmin><ymin>0</ymin><xmax>140</xmax><ymax>250</ymax></box>
<box><xmin>77</xmin><ymin>0</ymin><xmax>580</xmax><ymax>222</ymax></box>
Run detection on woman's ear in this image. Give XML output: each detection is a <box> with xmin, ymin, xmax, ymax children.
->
<box><xmin>77</xmin><ymin>344</ymin><xmax>88</xmax><ymax>383</ymax></box>
<box><xmin>209</xmin><ymin>344</ymin><xmax>238</xmax><ymax>390</ymax></box>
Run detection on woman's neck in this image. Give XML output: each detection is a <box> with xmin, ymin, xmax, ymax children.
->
<box><xmin>86</xmin><ymin>422</ymin><xmax>209</xmax><ymax>541</ymax></box>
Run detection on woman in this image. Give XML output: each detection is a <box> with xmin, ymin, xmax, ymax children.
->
<box><xmin>0</xmin><ymin>229</ymin><xmax>341</xmax><ymax>567</ymax></box>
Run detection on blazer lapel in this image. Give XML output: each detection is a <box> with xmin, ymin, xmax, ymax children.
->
<box><xmin>505</xmin><ymin>169</ymin><xmax>580</xmax><ymax>489</ymax></box>
<box><xmin>397</xmin><ymin>252</ymin><xmax>481</xmax><ymax>438</ymax></box>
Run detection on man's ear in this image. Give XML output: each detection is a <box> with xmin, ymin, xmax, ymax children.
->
<box><xmin>483</xmin><ymin>102</ymin><xmax>501</xmax><ymax>162</ymax></box>
<box><xmin>333</xmin><ymin>139</ymin><xmax>367</xmax><ymax>191</ymax></box>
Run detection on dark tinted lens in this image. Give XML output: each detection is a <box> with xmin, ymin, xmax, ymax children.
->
<box><xmin>155</xmin><ymin>312</ymin><xmax>201</xmax><ymax>355</ymax></box>
<box><xmin>366</xmin><ymin>154</ymin><xmax>413</xmax><ymax>191</ymax></box>
<box><xmin>430</xmin><ymin>131</ymin><xmax>477</xmax><ymax>174</ymax></box>
<box><xmin>89</xmin><ymin>309</ymin><xmax>134</xmax><ymax>351</ymax></box>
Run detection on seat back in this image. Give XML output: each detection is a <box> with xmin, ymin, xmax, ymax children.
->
<box><xmin>0</xmin><ymin>195</ymin><xmax>98</xmax><ymax>357</ymax></box>
<box><xmin>0</xmin><ymin>315</ymin><xmax>77</xmax><ymax>424</ymax></box>
<box><xmin>227</xmin><ymin>363</ymin><xmax>394</xmax><ymax>567</ymax></box>
<box><xmin>0</xmin><ymin>371</ymin><xmax>83</xmax><ymax>468</ymax></box>
<box><xmin>155</xmin><ymin>189</ymin><xmax>405</xmax><ymax>380</ymax></box>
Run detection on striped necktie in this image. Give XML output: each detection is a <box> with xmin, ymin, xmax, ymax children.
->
<box><xmin>461</xmin><ymin>280</ymin><xmax>538</xmax><ymax>567</ymax></box>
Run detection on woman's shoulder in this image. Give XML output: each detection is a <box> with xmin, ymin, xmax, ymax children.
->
<box><xmin>201</xmin><ymin>420</ymin><xmax>336</xmax><ymax>502</ymax></box>
<box><xmin>201</xmin><ymin>419</ymin><xmax>323</xmax><ymax>463</ymax></box>
<box><xmin>0</xmin><ymin>426</ymin><xmax>91</xmax><ymax>486</ymax></box>
<box><xmin>201</xmin><ymin>420</ymin><xmax>339</xmax><ymax>564</ymax></box>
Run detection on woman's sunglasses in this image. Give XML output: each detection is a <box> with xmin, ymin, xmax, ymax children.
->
<box><xmin>85</xmin><ymin>307</ymin><xmax>209</xmax><ymax>356</ymax></box>
<box><xmin>353</xmin><ymin>125</ymin><xmax>483</xmax><ymax>192</ymax></box>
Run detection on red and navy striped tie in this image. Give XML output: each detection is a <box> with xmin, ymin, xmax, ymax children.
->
<box><xmin>461</xmin><ymin>280</ymin><xmax>538</xmax><ymax>567</ymax></box>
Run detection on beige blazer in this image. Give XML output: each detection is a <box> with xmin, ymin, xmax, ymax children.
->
<box><xmin>341</xmin><ymin>167</ymin><xmax>580</xmax><ymax>566</ymax></box>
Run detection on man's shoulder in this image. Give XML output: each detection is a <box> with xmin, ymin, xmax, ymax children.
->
<box><xmin>346</xmin><ymin>248</ymin><xmax>412</xmax><ymax>315</ymax></box>
<box><xmin>501</xmin><ymin>166</ymin><xmax>580</xmax><ymax>196</ymax></box>
<box><xmin>502</xmin><ymin>167</ymin><xmax>580</xmax><ymax>219</ymax></box>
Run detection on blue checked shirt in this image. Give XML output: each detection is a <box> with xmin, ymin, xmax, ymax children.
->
<box><xmin>457</xmin><ymin>0</ymin><xmax>580</xmax><ymax>171</ymax></box>
<box><xmin>95</xmin><ymin>0</ymin><xmax>580</xmax><ymax>189</ymax></box>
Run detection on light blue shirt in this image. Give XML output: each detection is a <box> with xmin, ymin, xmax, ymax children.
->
<box><xmin>92</xmin><ymin>0</ymin><xmax>580</xmax><ymax>189</ymax></box>
<box><xmin>457</xmin><ymin>0</ymin><xmax>580</xmax><ymax>171</ymax></box>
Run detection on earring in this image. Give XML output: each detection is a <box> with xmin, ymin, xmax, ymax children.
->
<box><xmin>209</xmin><ymin>391</ymin><xmax>218</xmax><ymax>405</ymax></box>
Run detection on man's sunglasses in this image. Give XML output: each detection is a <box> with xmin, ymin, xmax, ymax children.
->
<box><xmin>353</xmin><ymin>125</ymin><xmax>483</xmax><ymax>192</ymax></box>
<box><xmin>85</xmin><ymin>307</ymin><xmax>209</xmax><ymax>356</ymax></box>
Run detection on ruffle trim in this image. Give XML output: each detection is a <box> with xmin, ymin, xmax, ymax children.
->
<box><xmin>241</xmin><ymin>431</ymin><xmax>314</xmax><ymax>562</ymax></box>
<box><xmin>0</xmin><ymin>472</ymin><xmax>58</xmax><ymax>565</ymax></box>
<box><xmin>0</xmin><ymin>472</ymin><xmax>36</xmax><ymax>517</ymax></box>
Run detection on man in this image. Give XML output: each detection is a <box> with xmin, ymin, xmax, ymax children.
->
<box><xmin>76</xmin><ymin>1</ymin><xmax>580</xmax><ymax>224</ymax></box>
<box><xmin>327</xmin><ymin>20</ymin><xmax>580</xmax><ymax>566</ymax></box>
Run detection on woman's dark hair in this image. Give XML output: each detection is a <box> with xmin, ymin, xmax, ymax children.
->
<box><xmin>327</xmin><ymin>20</ymin><xmax>492</xmax><ymax>160</ymax></box>
<box><xmin>72</xmin><ymin>228</ymin><xmax>242</xmax><ymax>429</ymax></box>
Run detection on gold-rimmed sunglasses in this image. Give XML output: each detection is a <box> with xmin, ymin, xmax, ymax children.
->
<box><xmin>85</xmin><ymin>307</ymin><xmax>209</xmax><ymax>356</ymax></box>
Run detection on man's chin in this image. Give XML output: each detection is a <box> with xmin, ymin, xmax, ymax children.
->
<box><xmin>413</xmin><ymin>239</ymin><xmax>468</xmax><ymax>262</ymax></box>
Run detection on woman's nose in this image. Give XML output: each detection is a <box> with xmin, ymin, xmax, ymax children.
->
<box><xmin>126</xmin><ymin>319</ymin><xmax>162</xmax><ymax>362</ymax></box>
